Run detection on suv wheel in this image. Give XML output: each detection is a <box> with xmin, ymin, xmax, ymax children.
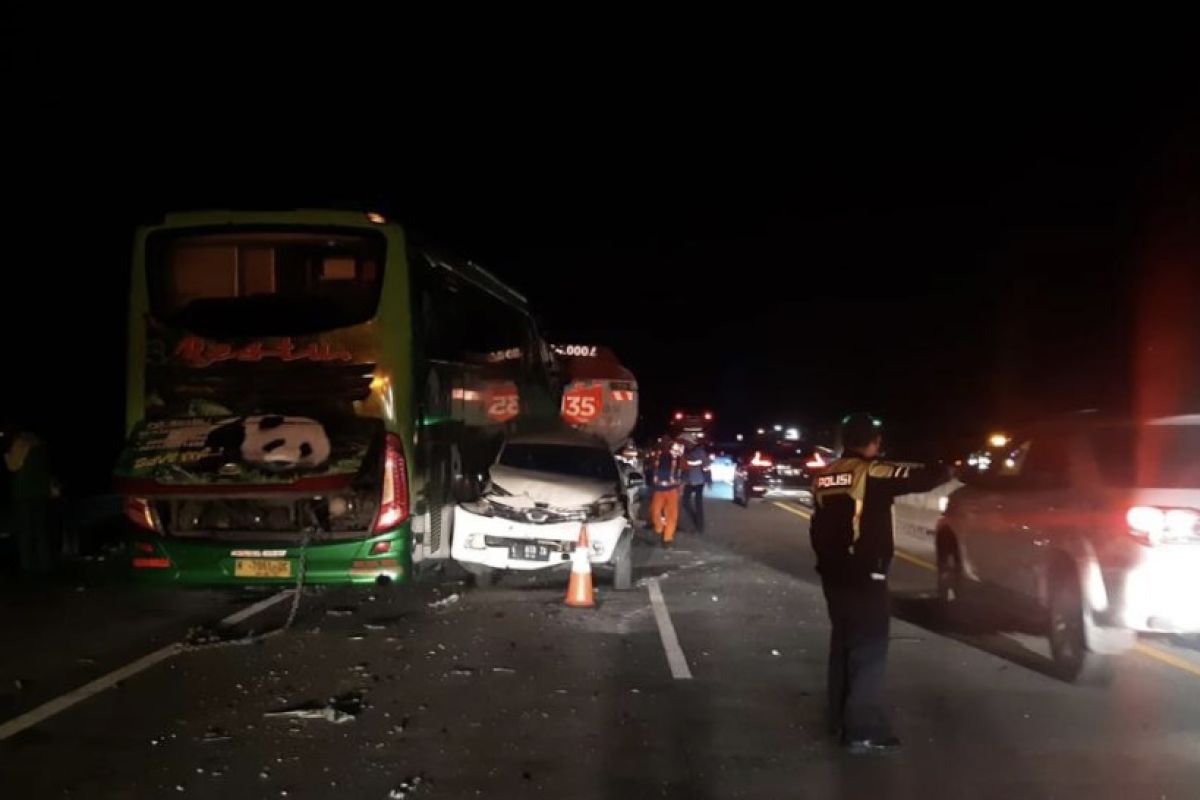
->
<box><xmin>936</xmin><ymin>536</ymin><xmax>970</xmax><ymax>628</ymax></box>
<box><xmin>1048</xmin><ymin>569</ymin><xmax>1113</xmax><ymax>685</ymax></box>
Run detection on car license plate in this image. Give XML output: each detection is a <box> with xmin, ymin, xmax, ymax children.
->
<box><xmin>235</xmin><ymin>558</ymin><xmax>293</xmax><ymax>578</ymax></box>
<box><xmin>779</xmin><ymin>467</ymin><xmax>800</xmax><ymax>477</ymax></box>
<box><xmin>507</xmin><ymin>542</ymin><xmax>553</xmax><ymax>562</ymax></box>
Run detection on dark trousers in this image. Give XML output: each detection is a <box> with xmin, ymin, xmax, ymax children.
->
<box><xmin>682</xmin><ymin>483</ymin><xmax>705</xmax><ymax>532</ymax></box>
<box><xmin>14</xmin><ymin>499</ymin><xmax>57</xmax><ymax>575</ymax></box>
<box><xmin>821</xmin><ymin>575</ymin><xmax>891</xmax><ymax>740</ymax></box>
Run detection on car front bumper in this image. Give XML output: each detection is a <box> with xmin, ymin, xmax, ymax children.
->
<box><xmin>451</xmin><ymin>508</ymin><xmax>627</xmax><ymax>571</ymax></box>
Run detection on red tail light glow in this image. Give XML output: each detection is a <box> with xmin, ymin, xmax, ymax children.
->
<box><xmin>374</xmin><ymin>434</ymin><xmax>410</xmax><ymax>532</ymax></box>
<box><xmin>124</xmin><ymin>497</ymin><xmax>158</xmax><ymax>533</ymax></box>
<box><xmin>132</xmin><ymin>557</ymin><xmax>172</xmax><ymax>569</ymax></box>
<box><xmin>750</xmin><ymin>451</ymin><xmax>774</xmax><ymax>468</ymax></box>
<box><xmin>674</xmin><ymin>412</ymin><xmax>684</xmax><ymax>420</ymax></box>
<box><xmin>370</xmin><ymin>539</ymin><xmax>393</xmax><ymax>555</ymax></box>
<box><xmin>806</xmin><ymin>451</ymin><xmax>827</xmax><ymax>469</ymax></box>
<box><xmin>703</xmin><ymin>411</ymin><xmax>713</xmax><ymax>421</ymax></box>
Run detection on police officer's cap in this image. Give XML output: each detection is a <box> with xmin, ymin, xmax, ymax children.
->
<box><xmin>840</xmin><ymin>413</ymin><xmax>883</xmax><ymax>449</ymax></box>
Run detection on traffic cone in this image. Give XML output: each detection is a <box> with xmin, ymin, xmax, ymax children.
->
<box><xmin>565</xmin><ymin>525</ymin><xmax>596</xmax><ymax>608</ymax></box>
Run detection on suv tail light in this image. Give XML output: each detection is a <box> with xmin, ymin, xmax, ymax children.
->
<box><xmin>374</xmin><ymin>434</ymin><xmax>410</xmax><ymax>532</ymax></box>
<box><xmin>806</xmin><ymin>451</ymin><xmax>827</xmax><ymax>469</ymax></box>
<box><xmin>749</xmin><ymin>451</ymin><xmax>773</xmax><ymax>468</ymax></box>
<box><xmin>124</xmin><ymin>497</ymin><xmax>159</xmax><ymax>533</ymax></box>
<box><xmin>1126</xmin><ymin>505</ymin><xmax>1200</xmax><ymax>545</ymax></box>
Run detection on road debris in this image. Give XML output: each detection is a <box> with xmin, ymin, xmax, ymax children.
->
<box><xmin>771</xmin><ymin>649</ymin><xmax>782</xmax><ymax>657</ymax></box>
<box><xmin>428</xmin><ymin>593</ymin><xmax>461</xmax><ymax>610</ymax></box>
<box><xmin>448</xmin><ymin>666</ymin><xmax>476</xmax><ymax>677</ymax></box>
<box><xmin>264</xmin><ymin>692</ymin><xmax>366</xmax><ymax>724</ymax></box>
<box><xmin>199</xmin><ymin>727</ymin><xmax>233</xmax><ymax>744</ymax></box>
<box><xmin>491</xmin><ymin>666</ymin><xmax>517</xmax><ymax>675</ymax></box>
<box><xmin>265</xmin><ymin>706</ymin><xmax>355</xmax><ymax>724</ymax></box>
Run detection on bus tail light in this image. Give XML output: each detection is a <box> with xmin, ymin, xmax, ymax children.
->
<box><xmin>124</xmin><ymin>497</ymin><xmax>159</xmax><ymax>533</ymax></box>
<box><xmin>374</xmin><ymin>434</ymin><xmax>410</xmax><ymax>532</ymax></box>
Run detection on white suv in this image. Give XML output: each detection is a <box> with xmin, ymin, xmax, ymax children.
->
<box><xmin>938</xmin><ymin>414</ymin><xmax>1200</xmax><ymax>681</ymax></box>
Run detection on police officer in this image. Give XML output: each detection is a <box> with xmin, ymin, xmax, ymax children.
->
<box><xmin>809</xmin><ymin>413</ymin><xmax>947</xmax><ymax>754</ymax></box>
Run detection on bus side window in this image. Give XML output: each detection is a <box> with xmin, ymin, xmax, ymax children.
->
<box><xmin>425</xmin><ymin>281</ymin><xmax>528</xmax><ymax>365</ymax></box>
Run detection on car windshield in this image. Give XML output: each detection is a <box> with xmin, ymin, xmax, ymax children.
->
<box><xmin>498</xmin><ymin>443</ymin><xmax>619</xmax><ymax>482</ymax></box>
<box><xmin>1090</xmin><ymin>423</ymin><xmax>1200</xmax><ymax>488</ymax></box>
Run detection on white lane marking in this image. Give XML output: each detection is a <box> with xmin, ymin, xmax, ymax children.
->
<box><xmin>647</xmin><ymin>578</ymin><xmax>693</xmax><ymax>680</ymax></box>
<box><xmin>0</xmin><ymin>643</ymin><xmax>181</xmax><ymax>741</ymax></box>
<box><xmin>220</xmin><ymin>589</ymin><xmax>294</xmax><ymax>626</ymax></box>
<box><xmin>0</xmin><ymin>589</ymin><xmax>295</xmax><ymax>741</ymax></box>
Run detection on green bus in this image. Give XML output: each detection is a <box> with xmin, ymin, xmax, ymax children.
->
<box><xmin>115</xmin><ymin>209</ymin><xmax>558</xmax><ymax>585</ymax></box>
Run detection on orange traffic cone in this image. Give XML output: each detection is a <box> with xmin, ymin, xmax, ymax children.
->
<box><xmin>565</xmin><ymin>525</ymin><xmax>596</xmax><ymax>608</ymax></box>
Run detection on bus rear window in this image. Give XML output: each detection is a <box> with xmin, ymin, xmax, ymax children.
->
<box><xmin>147</xmin><ymin>228</ymin><xmax>385</xmax><ymax>337</ymax></box>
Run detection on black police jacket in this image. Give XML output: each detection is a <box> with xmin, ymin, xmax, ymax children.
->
<box><xmin>809</xmin><ymin>456</ymin><xmax>947</xmax><ymax>581</ymax></box>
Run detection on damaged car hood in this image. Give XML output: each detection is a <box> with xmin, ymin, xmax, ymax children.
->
<box><xmin>487</xmin><ymin>465</ymin><xmax>615</xmax><ymax>508</ymax></box>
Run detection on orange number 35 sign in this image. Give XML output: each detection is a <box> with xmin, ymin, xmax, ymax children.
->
<box><xmin>561</xmin><ymin>386</ymin><xmax>603</xmax><ymax>425</ymax></box>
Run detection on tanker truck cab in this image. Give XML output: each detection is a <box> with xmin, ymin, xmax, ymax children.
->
<box><xmin>117</xmin><ymin>210</ymin><xmax>556</xmax><ymax>585</ymax></box>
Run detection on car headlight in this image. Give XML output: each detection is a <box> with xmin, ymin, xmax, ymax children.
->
<box><xmin>590</xmin><ymin>498</ymin><xmax>622</xmax><ymax>520</ymax></box>
<box><xmin>461</xmin><ymin>499</ymin><xmax>494</xmax><ymax>516</ymax></box>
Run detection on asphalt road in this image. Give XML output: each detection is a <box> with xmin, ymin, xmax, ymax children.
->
<box><xmin>4</xmin><ymin>488</ymin><xmax>1200</xmax><ymax>798</ymax></box>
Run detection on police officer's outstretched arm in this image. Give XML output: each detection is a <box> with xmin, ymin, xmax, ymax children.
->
<box><xmin>867</xmin><ymin>461</ymin><xmax>950</xmax><ymax>499</ymax></box>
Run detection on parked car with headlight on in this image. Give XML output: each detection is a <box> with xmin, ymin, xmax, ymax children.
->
<box><xmin>939</xmin><ymin>413</ymin><xmax>1200</xmax><ymax>683</ymax></box>
<box><xmin>451</xmin><ymin>430</ymin><xmax>634</xmax><ymax>589</ymax></box>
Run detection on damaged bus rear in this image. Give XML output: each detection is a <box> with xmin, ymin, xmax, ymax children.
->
<box><xmin>116</xmin><ymin>209</ymin><xmax>554</xmax><ymax>585</ymax></box>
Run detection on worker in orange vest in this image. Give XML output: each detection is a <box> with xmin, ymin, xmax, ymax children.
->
<box><xmin>649</xmin><ymin>438</ymin><xmax>685</xmax><ymax>547</ymax></box>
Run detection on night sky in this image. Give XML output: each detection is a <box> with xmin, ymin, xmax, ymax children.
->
<box><xmin>5</xmin><ymin>39</ymin><xmax>1199</xmax><ymax>490</ymax></box>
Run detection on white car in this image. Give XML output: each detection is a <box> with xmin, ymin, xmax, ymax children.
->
<box><xmin>940</xmin><ymin>414</ymin><xmax>1200</xmax><ymax>682</ymax></box>
<box><xmin>452</xmin><ymin>431</ymin><xmax>634</xmax><ymax>589</ymax></box>
<box><xmin>708</xmin><ymin>454</ymin><xmax>736</xmax><ymax>484</ymax></box>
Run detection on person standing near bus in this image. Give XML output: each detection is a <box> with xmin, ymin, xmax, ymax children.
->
<box><xmin>3</xmin><ymin>420</ymin><xmax>58</xmax><ymax>575</ymax></box>
<box><xmin>649</xmin><ymin>438</ymin><xmax>685</xmax><ymax>547</ymax></box>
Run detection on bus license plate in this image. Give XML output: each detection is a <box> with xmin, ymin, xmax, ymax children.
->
<box><xmin>508</xmin><ymin>543</ymin><xmax>552</xmax><ymax>562</ymax></box>
<box><xmin>235</xmin><ymin>559</ymin><xmax>293</xmax><ymax>578</ymax></box>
